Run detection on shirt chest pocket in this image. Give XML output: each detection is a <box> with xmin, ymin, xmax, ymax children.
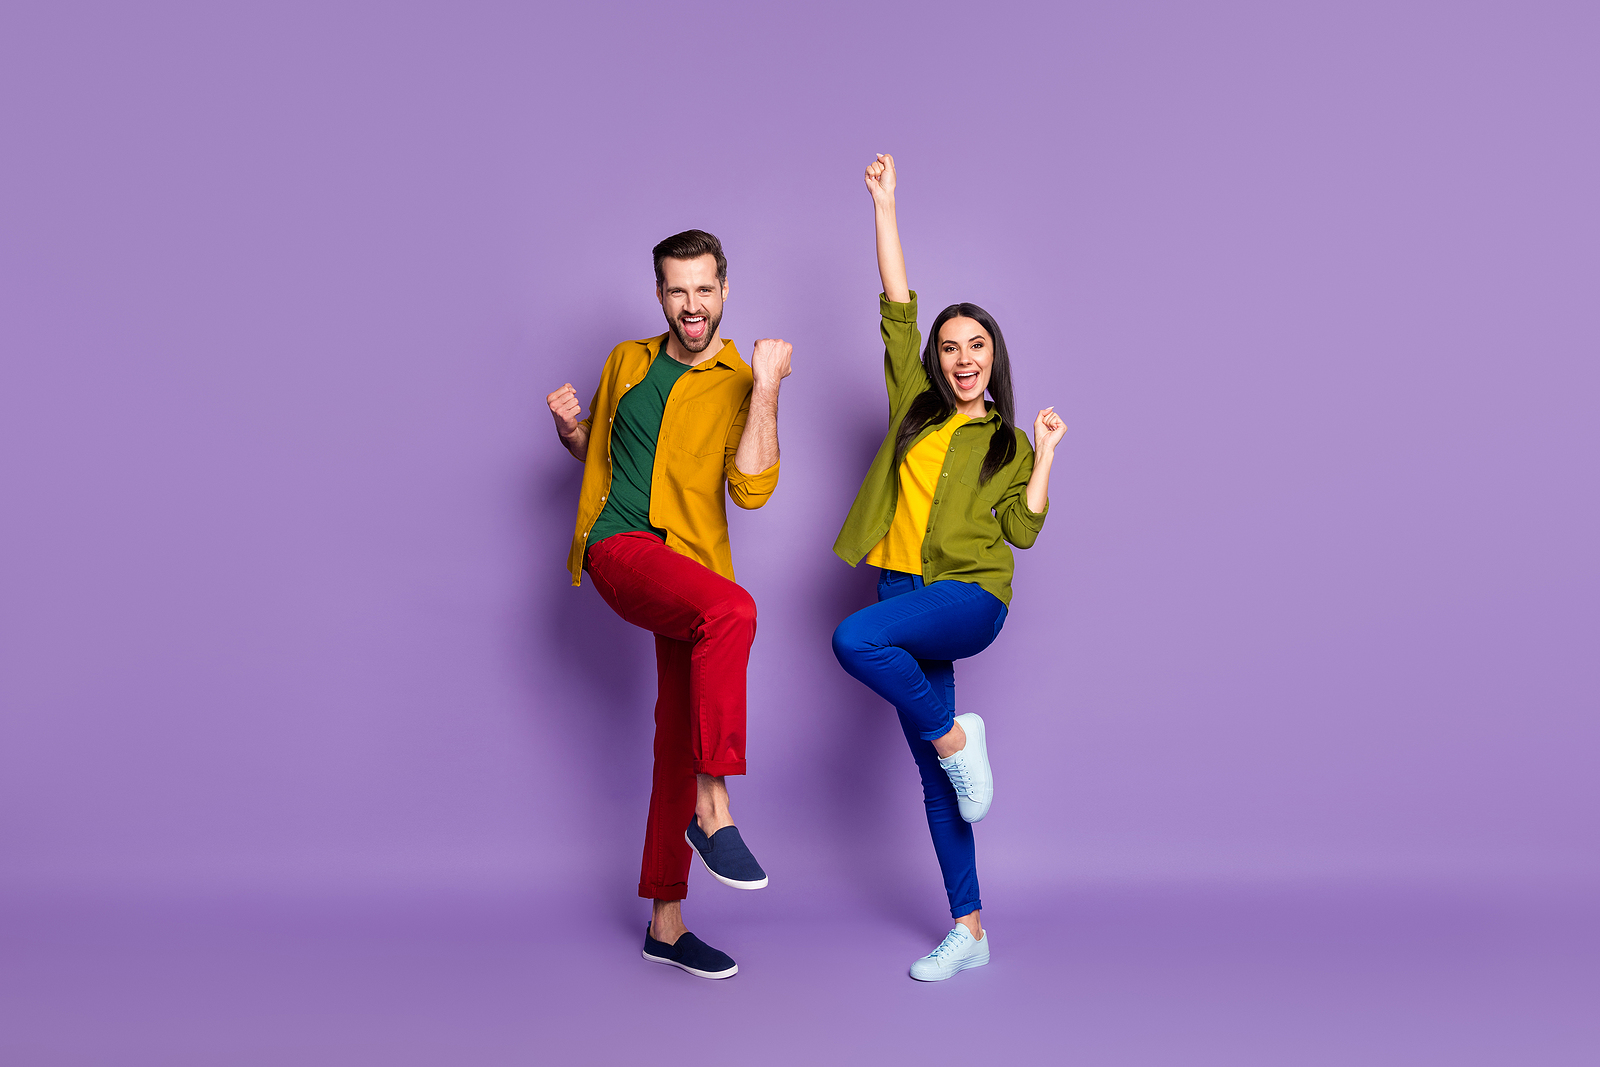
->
<box><xmin>958</xmin><ymin>441</ymin><xmax>987</xmax><ymax>488</ymax></box>
<box><xmin>669</xmin><ymin>399</ymin><xmax>729</xmax><ymax>459</ymax></box>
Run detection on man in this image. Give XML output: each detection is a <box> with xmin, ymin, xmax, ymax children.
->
<box><xmin>545</xmin><ymin>229</ymin><xmax>791</xmax><ymax>979</ymax></box>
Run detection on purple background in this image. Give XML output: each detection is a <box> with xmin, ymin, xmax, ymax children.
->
<box><xmin>2</xmin><ymin>1</ymin><xmax>1597</xmax><ymax>1063</ymax></box>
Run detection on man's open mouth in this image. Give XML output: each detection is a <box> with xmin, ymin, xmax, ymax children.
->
<box><xmin>680</xmin><ymin>315</ymin><xmax>708</xmax><ymax>340</ymax></box>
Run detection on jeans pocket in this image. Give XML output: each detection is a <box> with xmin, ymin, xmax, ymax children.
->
<box><xmin>877</xmin><ymin>568</ymin><xmax>919</xmax><ymax>602</ymax></box>
<box><xmin>586</xmin><ymin>559</ymin><xmax>619</xmax><ymax>610</ymax></box>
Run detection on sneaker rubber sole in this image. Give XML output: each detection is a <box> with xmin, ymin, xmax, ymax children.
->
<box><xmin>641</xmin><ymin>948</ymin><xmax>738</xmax><ymax>980</ymax></box>
<box><xmin>909</xmin><ymin>953</ymin><xmax>990</xmax><ymax>981</ymax></box>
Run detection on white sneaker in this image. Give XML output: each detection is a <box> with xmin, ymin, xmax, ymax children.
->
<box><xmin>938</xmin><ymin>712</ymin><xmax>993</xmax><ymax>822</ymax></box>
<box><xmin>909</xmin><ymin>924</ymin><xmax>991</xmax><ymax>982</ymax></box>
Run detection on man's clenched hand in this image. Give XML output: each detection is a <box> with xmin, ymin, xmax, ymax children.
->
<box><xmin>750</xmin><ymin>338</ymin><xmax>792</xmax><ymax>390</ymax></box>
<box><xmin>547</xmin><ymin>383</ymin><xmax>582</xmax><ymax>438</ymax></box>
<box><xmin>546</xmin><ymin>383</ymin><xmax>589</xmax><ymax>460</ymax></box>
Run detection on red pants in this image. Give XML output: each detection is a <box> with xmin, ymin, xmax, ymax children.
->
<box><xmin>583</xmin><ymin>532</ymin><xmax>756</xmax><ymax>901</ymax></box>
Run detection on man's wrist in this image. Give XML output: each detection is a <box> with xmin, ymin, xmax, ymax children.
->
<box><xmin>750</xmin><ymin>377</ymin><xmax>782</xmax><ymax>398</ymax></box>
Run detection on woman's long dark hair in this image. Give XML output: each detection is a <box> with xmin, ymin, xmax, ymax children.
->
<box><xmin>893</xmin><ymin>302</ymin><xmax>1017</xmax><ymax>484</ymax></box>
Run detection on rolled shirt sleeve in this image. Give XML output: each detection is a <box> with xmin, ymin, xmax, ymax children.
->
<box><xmin>880</xmin><ymin>291</ymin><xmax>927</xmax><ymax>412</ymax></box>
<box><xmin>993</xmin><ymin>445</ymin><xmax>1047</xmax><ymax>548</ymax></box>
<box><xmin>723</xmin><ymin>392</ymin><xmax>779</xmax><ymax>509</ymax></box>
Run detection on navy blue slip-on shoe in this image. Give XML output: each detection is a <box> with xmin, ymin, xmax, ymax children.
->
<box><xmin>642</xmin><ymin>923</ymin><xmax>738</xmax><ymax>979</ymax></box>
<box><xmin>685</xmin><ymin>819</ymin><xmax>769</xmax><ymax>890</ymax></box>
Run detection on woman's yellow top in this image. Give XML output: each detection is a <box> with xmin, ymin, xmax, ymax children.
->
<box><xmin>864</xmin><ymin>413</ymin><xmax>971</xmax><ymax>573</ymax></box>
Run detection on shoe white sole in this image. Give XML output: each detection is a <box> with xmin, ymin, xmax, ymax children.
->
<box><xmin>642</xmin><ymin>949</ymin><xmax>738</xmax><ymax>979</ymax></box>
<box><xmin>915</xmin><ymin>940</ymin><xmax>985</xmax><ymax>985</ymax></box>
<box><xmin>909</xmin><ymin>953</ymin><xmax>990</xmax><ymax>981</ymax></box>
<box><xmin>684</xmin><ymin>829</ymin><xmax>769</xmax><ymax>890</ymax></box>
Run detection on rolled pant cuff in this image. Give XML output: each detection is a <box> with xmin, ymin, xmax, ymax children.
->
<box><xmin>640</xmin><ymin>881</ymin><xmax>689</xmax><ymax>901</ymax></box>
<box><xmin>693</xmin><ymin>759</ymin><xmax>746</xmax><ymax>776</ymax></box>
<box><xmin>919</xmin><ymin>716</ymin><xmax>956</xmax><ymax>742</ymax></box>
<box><xmin>951</xmin><ymin>899</ymin><xmax>983</xmax><ymax>920</ymax></box>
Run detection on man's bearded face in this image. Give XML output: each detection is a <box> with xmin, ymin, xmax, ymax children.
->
<box><xmin>657</xmin><ymin>255</ymin><xmax>726</xmax><ymax>355</ymax></box>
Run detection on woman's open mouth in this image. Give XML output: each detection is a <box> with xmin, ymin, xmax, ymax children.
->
<box><xmin>953</xmin><ymin>370</ymin><xmax>980</xmax><ymax>392</ymax></box>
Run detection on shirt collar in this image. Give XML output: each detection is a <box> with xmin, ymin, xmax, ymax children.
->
<box><xmin>645</xmin><ymin>333</ymin><xmax>745</xmax><ymax>372</ymax></box>
<box><xmin>964</xmin><ymin>400</ymin><xmax>1001</xmax><ymax>424</ymax></box>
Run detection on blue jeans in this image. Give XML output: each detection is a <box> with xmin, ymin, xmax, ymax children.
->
<box><xmin>831</xmin><ymin>570</ymin><xmax>1008</xmax><ymax>918</ymax></box>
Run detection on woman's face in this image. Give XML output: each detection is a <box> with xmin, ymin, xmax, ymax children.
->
<box><xmin>937</xmin><ymin>316</ymin><xmax>993</xmax><ymax>410</ymax></box>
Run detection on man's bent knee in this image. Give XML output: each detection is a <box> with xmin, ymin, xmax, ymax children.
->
<box><xmin>705</xmin><ymin>585</ymin><xmax>757</xmax><ymax>637</ymax></box>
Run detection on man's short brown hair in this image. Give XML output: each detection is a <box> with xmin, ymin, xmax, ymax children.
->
<box><xmin>652</xmin><ymin>229</ymin><xmax>727</xmax><ymax>288</ymax></box>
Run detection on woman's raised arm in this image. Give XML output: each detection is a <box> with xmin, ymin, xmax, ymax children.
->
<box><xmin>1025</xmin><ymin>407</ymin><xmax>1068</xmax><ymax>513</ymax></box>
<box><xmin>866</xmin><ymin>154</ymin><xmax>910</xmax><ymax>304</ymax></box>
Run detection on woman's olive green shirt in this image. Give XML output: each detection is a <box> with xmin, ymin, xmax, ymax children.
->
<box><xmin>833</xmin><ymin>292</ymin><xmax>1048</xmax><ymax>606</ymax></box>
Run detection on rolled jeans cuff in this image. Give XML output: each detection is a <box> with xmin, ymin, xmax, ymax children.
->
<box><xmin>918</xmin><ymin>715</ymin><xmax>956</xmax><ymax>742</ymax></box>
<box><xmin>640</xmin><ymin>880</ymin><xmax>688</xmax><ymax>902</ymax></box>
<box><xmin>951</xmin><ymin>897</ymin><xmax>983</xmax><ymax>920</ymax></box>
<box><xmin>694</xmin><ymin>758</ymin><xmax>746</xmax><ymax>776</ymax></box>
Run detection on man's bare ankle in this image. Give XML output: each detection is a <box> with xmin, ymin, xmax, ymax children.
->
<box><xmin>695</xmin><ymin>809</ymin><xmax>735</xmax><ymax>835</ymax></box>
<box><xmin>650</xmin><ymin>901</ymin><xmax>688</xmax><ymax>945</ymax></box>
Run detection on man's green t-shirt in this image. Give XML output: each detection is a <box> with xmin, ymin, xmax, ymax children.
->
<box><xmin>587</xmin><ymin>350</ymin><xmax>693</xmax><ymax>546</ymax></box>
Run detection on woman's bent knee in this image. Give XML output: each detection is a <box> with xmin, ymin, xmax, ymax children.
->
<box><xmin>831</xmin><ymin>613</ymin><xmax>881</xmax><ymax>671</ymax></box>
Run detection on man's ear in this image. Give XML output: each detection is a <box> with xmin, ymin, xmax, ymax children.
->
<box><xmin>655</xmin><ymin>283</ymin><xmax>664</xmax><ymax>306</ymax></box>
<box><xmin>721</xmin><ymin>277</ymin><xmax>730</xmax><ymax>301</ymax></box>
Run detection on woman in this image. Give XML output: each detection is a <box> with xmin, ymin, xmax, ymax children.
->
<box><xmin>831</xmin><ymin>153</ymin><xmax>1066</xmax><ymax>981</ymax></box>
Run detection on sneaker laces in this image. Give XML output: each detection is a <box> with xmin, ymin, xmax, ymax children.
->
<box><xmin>927</xmin><ymin>927</ymin><xmax>967</xmax><ymax>961</ymax></box>
<box><xmin>944</xmin><ymin>756</ymin><xmax>972</xmax><ymax>798</ymax></box>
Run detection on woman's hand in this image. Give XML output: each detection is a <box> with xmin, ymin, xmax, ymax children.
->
<box><xmin>865</xmin><ymin>153</ymin><xmax>897</xmax><ymax>204</ymax></box>
<box><xmin>1033</xmin><ymin>407</ymin><xmax>1067</xmax><ymax>454</ymax></box>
